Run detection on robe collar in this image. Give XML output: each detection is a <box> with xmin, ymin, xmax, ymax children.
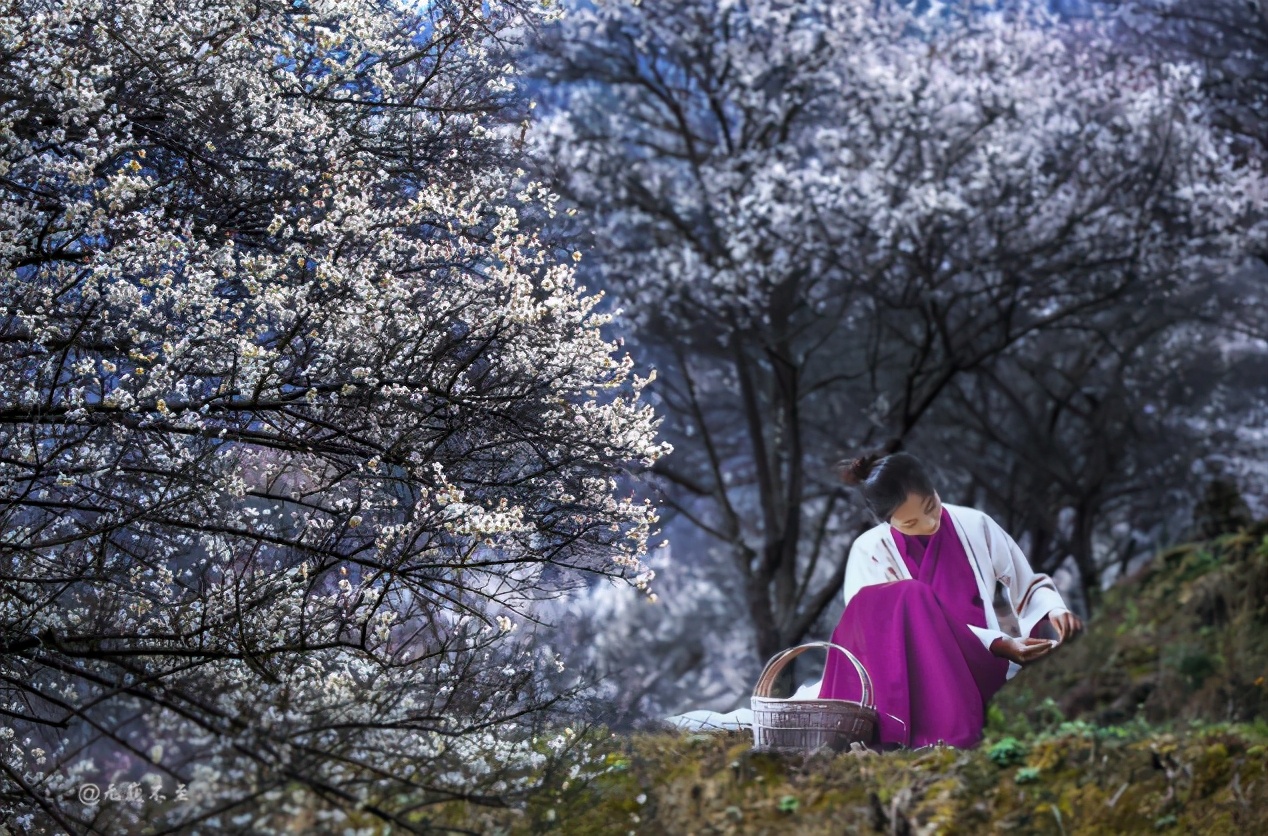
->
<box><xmin>870</xmin><ymin>503</ymin><xmax>1001</xmax><ymax>632</ymax></box>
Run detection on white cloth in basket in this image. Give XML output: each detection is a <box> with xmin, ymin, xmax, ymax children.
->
<box><xmin>664</xmin><ymin>678</ymin><xmax>823</xmax><ymax>731</ymax></box>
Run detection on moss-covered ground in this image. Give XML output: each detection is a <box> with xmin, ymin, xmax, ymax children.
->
<box><xmin>432</xmin><ymin>719</ymin><xmax>1266</xmax><ymax>834</ymax></box>
<box><xmin>364</xmin><ymin>522</ymin><xmax>1268</xmax><ymax>834</ymax></box>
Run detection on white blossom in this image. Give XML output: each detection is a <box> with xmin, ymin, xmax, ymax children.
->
<box><xmin>0</xmin><ymin>0</ymin><xmax>669</xmax><ymax>830</ymax></box>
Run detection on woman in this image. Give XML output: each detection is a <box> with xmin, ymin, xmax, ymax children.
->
<box><xmin>819</xmin><ymin>440</ymin><xmax>1083</xmax><ymax>749</ymax></box>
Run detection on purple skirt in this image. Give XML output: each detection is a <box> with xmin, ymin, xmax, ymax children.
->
<box><xmin>818</xmin><ymin>579</ymin><xmax>1010</xmax><ymax>749</ymax></box>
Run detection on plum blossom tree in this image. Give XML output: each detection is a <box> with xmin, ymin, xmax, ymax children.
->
<box><xmin>925</xmin><ymin>304</ymin><xmax>1266</xmax><ymax>614</ymax></box>
<box><xmin>1081</xmin><ymin>0</ymin><xmax>1268</xmax><ymax>527</ymax></box>
<box><xmin>1090</xmin><ymin>0</ymin><xmax>1268</xmax><ymax>170</ymax></box>
<box><xmin>528</xmin><ymin>0</ymin><xmax>1267</xmax><ymax>679</ymax></box>
<box><xmin>0</xmin><ymin>0</ymin><xmax>668</xmax><ymax>832</ymax></box>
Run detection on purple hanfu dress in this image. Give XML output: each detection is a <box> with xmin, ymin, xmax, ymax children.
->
<box><xmin>818</xmin><ymin>506</ymin><xmax>1011</xmax><ymax>749</ymax></box>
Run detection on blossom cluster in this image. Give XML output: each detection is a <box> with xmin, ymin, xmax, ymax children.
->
<box><xmin>0</xmin><ymin>0</ymin><xmax>668</xmax><ymax>830</ymax></box>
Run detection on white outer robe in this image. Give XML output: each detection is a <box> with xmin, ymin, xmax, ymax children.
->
<box><xmin>787</xmin><ymin>503</ymin><xmax>1071</xmax><ymax>699</ymax></box>
<box><xmin>840</xmin><ymin>501</ymin><xmax>1070</xmax><ymax>682</ymax></box>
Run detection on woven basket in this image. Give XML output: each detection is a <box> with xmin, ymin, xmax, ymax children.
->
<box><xmin>750</xmin><ymin>641</ymin><xmax>878</xmax><ymax>753</ymax></box>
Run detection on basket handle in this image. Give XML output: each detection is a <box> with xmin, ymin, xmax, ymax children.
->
<box><xmin>753</xmin><ymin>641</ymin><xmax>874</xmax><ymax>709</ymax></box>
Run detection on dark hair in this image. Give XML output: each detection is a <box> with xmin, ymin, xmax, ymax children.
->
<box><xmin>837</xmin><ymin>438</ymin><xmax>936</xmax><ymax>523</ymax></box>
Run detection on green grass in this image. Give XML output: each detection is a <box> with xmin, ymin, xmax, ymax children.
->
<box><xmin>346</xmin><ymin>521</ymin><xmax>1268</xmax><ymax>834</ymax></box>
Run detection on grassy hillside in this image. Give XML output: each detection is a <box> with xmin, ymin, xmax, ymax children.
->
<box><xmin>476</xmin><ymin>721</ymin><xmax>1268</xmax><ymax>834</ymax></box>
<box><xmin>352</xmin><ymin>522</ymin><xmax>1268</xmax><ymax>834</ymax></box>
<box><xmin>992</xmin><ymin>520</ymin><xmax>1268</xmax><ymax>735</ymax></box>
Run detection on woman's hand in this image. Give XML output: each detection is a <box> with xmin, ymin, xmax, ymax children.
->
<box><xmin>1048</xmin><ymin>610</ymin><xmax>1083</xmax><ymax>641</ymax></box>
<box><xmin>989</xmin><ymin>636</ymin><xmax>1058</xmax><ymax>665</ymax></box>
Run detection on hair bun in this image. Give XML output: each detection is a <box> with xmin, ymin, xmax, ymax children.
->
<box><xmin>839</xmin><ymin>438</ymin><xmax>904</xmax><ymax>485</ymax></box>
<box><xmin>840</xmin><ymin>452</ymin><xmax>880</xmax><ymax>486</ymax></box>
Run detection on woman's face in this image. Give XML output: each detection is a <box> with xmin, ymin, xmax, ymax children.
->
<box><xmin>889</xmin><ymin>490</ymin><xmax>941</xmax><ymax>536</ymax></box>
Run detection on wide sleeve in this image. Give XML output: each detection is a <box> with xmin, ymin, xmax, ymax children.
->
<box><xmin>842</xmin><ymin>533</ymin><xmax>893</xmax><ymax>610</ymax></box>
<box><xmin>984</xmin><ymin>514</ymin><xmax>1070</xmax><ymax>640</ymax></box>
<box><xmin>966</xmin><ymin>624</ymin><xmax>1022</xmax><ymax>680</ymax></box>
